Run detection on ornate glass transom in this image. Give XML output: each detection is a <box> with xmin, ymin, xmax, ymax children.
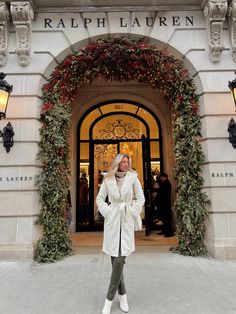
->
<box><xmin>95</xmin><ymin>119</ymin><xmax>141</xmax><ymax>140</ymax></box>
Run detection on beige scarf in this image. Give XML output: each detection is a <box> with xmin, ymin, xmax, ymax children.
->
<box><xmin>115</xmin><ymin>171</ymin><xmax>127</xmax><ymax>194</ymax></box>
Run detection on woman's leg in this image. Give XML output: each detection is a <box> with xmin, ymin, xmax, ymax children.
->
<box><xmin>111</xmin><ymin>256</ymin><xmax>126</xmax><ymax>295</ymax></box>
<box><xmin>106</xmin><ymin>255</ymin><xmax>126</xmax><ymax>301</ymax></box>
<box><xmin>118</xmin><ymin>270</ymin><xmax>126</xmax><ymax>296</ymax></box>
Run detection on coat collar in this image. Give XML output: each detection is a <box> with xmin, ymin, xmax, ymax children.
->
<box><xmin>108</xmin><ymin>171</ymin><xmax>135</xmax><ymax>199</ymax></box>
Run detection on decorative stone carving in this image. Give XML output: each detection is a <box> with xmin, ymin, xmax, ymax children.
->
<box><xmin>228</xmin><ymin>0</ymin><xmax>236</xmax><ymax>62</ymax></box>
<box><xmin>203</xmin><ymin>0</ymin><xmax>228</xmax><ymax>63</ymax></box>
<box><xmin>0</xmin><ymin>3</ymin><xmax>10</xmax><ymax>66</ymax></box>
<box><xmin>10</xmin><ymin>1</ymin><xmax>34</xmax><ymax>66</ymax></box>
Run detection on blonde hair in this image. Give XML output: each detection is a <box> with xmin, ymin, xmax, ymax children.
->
<box><xmin>106</xmin><ymin>154</ymin><xmax>136</xmax><ymax>178</ymax></box>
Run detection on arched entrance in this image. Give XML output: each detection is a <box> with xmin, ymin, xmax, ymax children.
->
<box><xmin>35</xmin><ymin>37</ymin><xmax>209</xmax><ymax>262</ymax></box>
<box><xmin>76</xmin><ymin>100</ymin><xmax>163</xmax><ymax>235</ymax></box>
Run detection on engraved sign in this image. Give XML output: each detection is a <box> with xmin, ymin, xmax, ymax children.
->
<box><xmin>0</xmin><ymin>171</ymin><xmax>37</xmax><ymax>190</ymax></box>
<box><xmin>211</xmin><ymin>172</ymin><xmax>234</xmax><ymax>178</ymax></box>
<box><xmin>0</xmin><ymin>176</ymin><xmax>34</xmax><ymax>182</ymax></box>
<box><xmin>32</xmin><ymin>11</ymin><xmax>205</xmax><ymax>32</ymax></box>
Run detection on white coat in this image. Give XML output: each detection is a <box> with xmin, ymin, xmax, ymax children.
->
<box><xmin>96</xmin><ymin>171</ymin><xmax>145</xmax><ymax>257</ymax></box>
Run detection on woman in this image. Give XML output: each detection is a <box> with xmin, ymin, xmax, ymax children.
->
<box><xmin>96</xmin><ymin>154</ymin><xmax>145</xmax><ymax>314</ymax></box>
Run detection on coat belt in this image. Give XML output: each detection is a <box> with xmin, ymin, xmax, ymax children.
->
<box><xmin>118</xmin><ymin>202</ymin><xmax>131</xmax><ymax>211</ymax></box>
<box><xmin>118</xmin><ymin>202</ymin><xmax>132</xmax><ymax>222</ymax></box>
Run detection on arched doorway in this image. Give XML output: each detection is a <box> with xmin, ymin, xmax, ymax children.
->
<box><xmin>36</xmin><ymin>37</ymin><xmax>208</xmax><ymax>262</ymax></box>
<box><xmin>76</xmin><ymin>100</ymin><xmax>163</xmax><ymax>235</ymax></box>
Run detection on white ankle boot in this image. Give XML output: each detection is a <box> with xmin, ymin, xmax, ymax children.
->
<box><xmin>102</xmin><ymin>298</ymin><xmax>113</xmax><ymax>314</ymax></box>
<box><xmin>118</xmin><ymin>294</ymin><xmax>129</xmax><ymax>313</ymax></box>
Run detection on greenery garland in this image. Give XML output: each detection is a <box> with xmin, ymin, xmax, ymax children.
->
<box><xmin>35</xmin><ymin>37</ymin><xmax>209</xmax><ymax>262</ymax></box>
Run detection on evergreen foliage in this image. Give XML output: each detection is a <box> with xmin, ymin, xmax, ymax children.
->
<box><xmin>35</xmin><ymin>38</ymin><xmax>209</xmax><ymax>262</ymax></box>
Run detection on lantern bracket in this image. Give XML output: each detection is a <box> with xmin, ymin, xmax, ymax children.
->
<box><xmin>0</xmin><ymin>72</ymin><xmax>13</xmax><ymax>93</ymax></box>
<box><xmin>0</xmin><ymin>121</ymin><xmax>14</xmax><ymax>153</ymax></box>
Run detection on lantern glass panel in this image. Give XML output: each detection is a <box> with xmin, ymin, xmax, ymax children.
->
<box><xmin>0</xmin><ymin>89</ymin><xmax>9</xmax><ymax>114</ymax></box>
<box><xmin>233</xmin><ymin>87</ymin><xmax>236</xmax><ymax>104</ymax></box>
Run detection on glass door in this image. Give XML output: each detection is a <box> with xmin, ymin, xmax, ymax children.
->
<box><xmin>77</xmin><ymin>102</ymin><xmax>162</xmax><ymax>233</ymax></box>
<box><xmin>92</xmin><ymin>140</ymin><xmax>144</xmax><ymax>229</ymax></box>
<box><xmin>93</xmin><ymin>143</ymin><xmax>118</xmax><ymax>227</ymax></box>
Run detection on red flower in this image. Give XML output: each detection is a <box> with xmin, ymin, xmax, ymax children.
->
<box><xmin>57</xmin><ymin>147</ymin><xmax>64</xmax><ymax>157</ymax></box>
<box><xmin>191</xmin><ymin>101</ymin><xmax>199</xmax><ymax>114</ymax></box>
<box><xmin>43</xmin><ymin>83</ymin><xmax>53</xmax><ymax>93</ymax></box>
<box><xmin>161</xmin><ymin>48</ymin><xmax>169</xmax><ymax>57</ymax></box>
<box><xmin>177</xmin><ymin>95</ymin><xmax>184</xmax><ymax>103</ymax></box>
<box><xmin>60</xmin><ymin>94</ymin><xmax>69</xmax><ymax>103</ymax></box>
<box><xmin>63</xmin><ymin>59</ymin><xmax>72</xmax><ymax>67</ymax></box>
<box><xmin>86</xmin><ymin>44</ymin><xmax>98</xmax><ymax>51</ymax></box>
<box><xmin>138</xmin><ymin>43</ymin><xmax>150</xmax><ymax>49</ymax></box>
<box><xmin>166</xmin><ymin>63</ymin><xmax>173</xmax><ymax>71</ymax></box>
<box><xmin>182</xmin><ymin>69</ymin><xmax>189</xmax><ymax>79</ymax></box>
<box><xmin>41</xmin><ymin>102</ymin><xmax>54</xmax><ymax>113</ymax></box>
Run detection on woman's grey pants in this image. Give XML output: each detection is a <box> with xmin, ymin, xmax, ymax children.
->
<box><xmin>106</xmin><ymin>252</ymin><xmax>126</xmax><ymax>301</ymax></box>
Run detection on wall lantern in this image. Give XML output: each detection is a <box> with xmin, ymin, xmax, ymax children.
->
<box><xmin>0</xmin><ymin>72</ymin><xmax>14</xmax><ymax>153</ymax></box>
<box><xmin>228</xmin><ymin>71</ymin><xmax>236</xmax><ymax>111</ymax></box>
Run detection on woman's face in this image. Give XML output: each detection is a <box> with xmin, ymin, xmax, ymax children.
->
<box><xmin>118</xmin><ymin>156</ymin><xmax>129</xmax><ymax>172</ymax></box>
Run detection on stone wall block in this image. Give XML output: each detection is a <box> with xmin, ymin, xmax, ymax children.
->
<box><xmin>0</xmin><ymin>218</ymin><xmax>17</xmax><ymax>241</ymax></box>
<box><xmin>0</xmin><ymin>191</ymin><xmax>40</xmax><ymax>216</ymax></box>
<box><xmin>228</xmin><ymin>213</ymin><xmax>236</xmax><ymax>238</ymax></box>
<box><xmin>204</xmin><ymin>187</ymin><xmax>236</xmax><ymax>212</ymax></box>
<box><xmin>0</xmin><ymin>52</ymin><xmax>54</xmax><ymax>75</ymax></box>
<box><xmin>201</xmin><ymin>116</ymin><xmax>232</xmax><ymax>138</ymax></box>
<box><xmin>31</xmin><ymin>31</ymin><xmax>71</xmax><ymax>58</ymax></box>
<box><xmin>6</xmin><ymin>96</ymin><xmax>41</xmax><ymax>119</ymax></box>
<box><xmin>199</xmin><ymin>71</ymin><xmax>236</xmax><ymax>93</ymax></box>
<box><xmin>168</xmin><ymin>29</ymin><xmax>207</xmax><ymax>55</ymax></box>
<box><xmin>206</xmin><ymin>213</ymin><xmax>214</xmax><ymax>238</ymax></box>
<box><xmin>0</xmin><ymin>243</ymin><xmax>34</xmax><ymax>260</ymax></box>
<box><xmin>0</xmin><ymin>142</ymin><xmax>39</xmax><ymax>166</ymax></box>
<box><xmin>213</xmin><ymin>213</ymin><xmax>230</xmax><ymax>238</ymax></box>
<box><xmin>201</xmin><ymin>139</ymin><xmax>236</xmax><ymax>162</ymax></box>
<box><xmin>199</xmin><ymin>93</ymin><xmax>235</xmax><ymax>116</ymax></box>
<box><xmin>186</xmin><ymin>47</ymin><xmax>234</xmax><ymax>72</ymax></box>
<box><xmin>16</xmin><ymin>217</ymin><xmax>35</xmax><ymax>242</ymax></box>
<box><xmin>6</xmin><ymin>74</ymin><xmax>44</xmax><ymax>96</ymax></box>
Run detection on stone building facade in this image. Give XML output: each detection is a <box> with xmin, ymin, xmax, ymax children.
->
<box><xmin>0</xmin><ymin>0</ymin><xmax>236</xmax><ymax>260</ymax></box>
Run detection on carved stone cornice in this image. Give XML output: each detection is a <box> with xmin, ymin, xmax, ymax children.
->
<box><xmin>10</xmin><ymin>1</ymin><xmax>34</xmax><ymax>66</ymax></box>
<box><xmin>0</xmin><ymin>3</ymin><xmax>10</xmax><ymax>66</ymax></box>
<box><xmin>203</xmin><ymin>0</ymin><xmax>228</xmax><ymax>63</ymax></box>
<box><xmin>228</xmin><ymin>0</ymin><xmax>236</xmax><ymax>62</ymax></box>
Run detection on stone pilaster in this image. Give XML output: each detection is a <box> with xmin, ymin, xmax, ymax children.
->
<box><xmin>228</xmin><ymin>0</ymin><xmax>236</xmax><ymax>62</ymax></box>
<box><xmin>10</xmin><ymin>1</ymin><xmax>34</xmax><ymax>66</ymax></box>
<box><xmin>203</xmin><ymin>0</ymin><xmax>228</xmax><ymax>63</ymax></box>
<box><xmin>0</xmin><ymin>2</ymin><xmax>10</xmax><ymax>66</ymax></box>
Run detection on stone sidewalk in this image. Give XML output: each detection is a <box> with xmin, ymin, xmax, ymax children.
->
<box><xmin>1</xmin><ymin>245</ymin><xmax>236</xmax><ymax>314</ymax></box>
